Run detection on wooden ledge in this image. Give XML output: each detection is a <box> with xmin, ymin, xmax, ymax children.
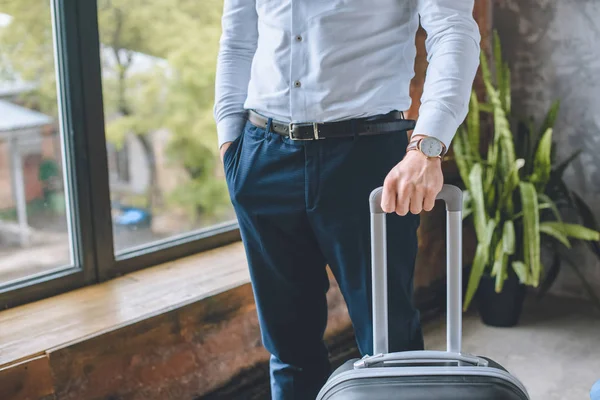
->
<box><xmin>0</xmin><ymin>242</ymin><xmax>249</xmax><ymax>369</ymax></box>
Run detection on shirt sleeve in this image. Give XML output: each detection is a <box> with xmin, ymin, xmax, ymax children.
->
<box><xmin>213</xmin><ymin>0</ymin><xmax>258</xmax><ymax>149</ymax></box>
<box><xmin>412</xmin><ymin>0</ymin><xmax>481</xmax><ymax>149</ymax></box>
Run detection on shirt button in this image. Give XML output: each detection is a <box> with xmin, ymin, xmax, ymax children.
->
<box><xmin>295</xmin><ymin>35</ymin><xmax>302</xmax><ymax>42</ymax></box>
<box><xmin>294</xmin><ymin>80</ymin><xmax>301</xmax><ymax>88</ymax></box>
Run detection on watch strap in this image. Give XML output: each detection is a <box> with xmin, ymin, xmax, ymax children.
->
<box><xmin>406</xmin><ymin>139</ymin><xmax>420</xmax><ymax>152</ymax></box>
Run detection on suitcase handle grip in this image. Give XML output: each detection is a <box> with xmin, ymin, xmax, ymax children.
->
<box><xmin>369</xmin><ymin>184</ymin><xmax>463</xmax><ymax>356</ymax></box>
<box><xmin>353</xmin><ymin>350</ymin><xmax>488</xmax><ymax>369</ymax></box>
<box><xmin>369</xmin><ymin>184</ymin><xmax>463</xmax><ymax>214</ymax></box>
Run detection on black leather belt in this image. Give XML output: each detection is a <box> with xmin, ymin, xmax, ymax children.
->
<box><xmin>247</xmin><ymin>110</ymin><xmax>416</xmax><ymax>140</ymax></box>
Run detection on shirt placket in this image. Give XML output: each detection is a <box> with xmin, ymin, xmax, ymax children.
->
<box><xmin>289</xmin><ymin>0</ymin><xmax>307</xmax><ymax>123</ymax></box>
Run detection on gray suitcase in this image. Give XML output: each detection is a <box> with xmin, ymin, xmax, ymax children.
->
<box><xmin>316</xmin><ymin>185</ymin><xmax>530</xmax><ymax>400</ymax></box>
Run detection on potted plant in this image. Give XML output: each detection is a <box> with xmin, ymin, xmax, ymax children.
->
<box><xmin>453</xmin><ymin>32</ymin><xmax>600</xmax><ymax>327</ymax></box>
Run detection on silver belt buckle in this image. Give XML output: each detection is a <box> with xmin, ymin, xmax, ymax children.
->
<box><xmin>288</xmin><ymin>122</ymin><xmax>321</xmax><ymax>140</ymax></box>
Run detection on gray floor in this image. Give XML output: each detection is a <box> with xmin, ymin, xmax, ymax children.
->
<box><xmin>424</xmin><ymin>295</ymin><xmax>600</xmax><ymax>400</ymax></box>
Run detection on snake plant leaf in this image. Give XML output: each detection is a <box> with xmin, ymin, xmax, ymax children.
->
<box><xmin>570</xmin><ymin>191</ymin><xmax>600</xmax><ymax>261</ymax></box>
<box><xmin>462</xmin><ymin>190</ymin><xmax>472</xmax><ymax>220</ymax></box>
<box><xmin>453</xmin><ymin>127</ymin><xmax>472</xmax><ymax>187</ymax></box>
<box><xmin>463</xmin><ymin>207</ymin><xmax>473</xmax><ymax>221</ymax></box>
<box><xmin>480</xmin><ymin>51</ymin><xmax>493</xmax><ymax>95</ymax></box>
<box><xmin>514</xmin><ymin>158</ymin><xmax>526</xmax><ymax>173</ymax></box>
<box><xmin>469</xmin><ymin>164</ymin><xmax>487</xmax><ymax>241</ymax></box>
<box><xmin>511</xmin><ymin>205</ymin><xmax>553</xmax><ymax>221</ymax></box>
<box><xmin>502</xmin><ymin>220</ymin><xmax>516</xmax><ymax>255</ymax></box>
<box><xmin>493</xmin><ymin>238</ymin><xmax>509</xmax><ymax>292</ymax></box>
<box><xmin>492</xmin><ymin>238</ymin><xmax>503</xmax><ymax>277</ymax></box>
<box><xmin>499</xmin><ymin>158</ymin><xmax>525</xmax><ymax>212</ymax></box>
<box><xmin>467</xmin><ymin>92</ymin><xmax>481</xmax><ymax>158</ymax></box>
<box><xmin>468</xmin><ymin>95</ymin><xmax>481</xmax><ymax>161</ymax></box>
<box><xmin>530</xmin><ymin>128</ymin><xmax>553</xmax><ymax>191</ymax></box>
<box><xmin>493</xmin><ymin>30</ymin><xmax>506</xmax><ymax>110</ymax></box>
<box><xmin>479</xmin><ymin>103</ymin><xmax>493</xmax><ymax>113</ymax></box>
<box><xmin>512</xmin><ymin>261</ymin><xmax>530</xmax><ymax>285</ymax></box>
<box><xmin>494</xmin><ymin>102</ymin><xmax>512</xmax><ymax>140</ymax></box>
<box><xmin>484</xmin><ymin>133</ymin><xmax>501</xmax><ymax>195</ymax></box>
<box><xmin>519</xmin><ymin>182</ymin><xmax>541</xmax><ymax>286</ymax></box>
<box><xmin>463</xmin><ymin>189</ymin><xmax>471</xmax><ymax>207</ymax></box>
<box><xmin>503</xmin><ymin>64</ymin><xmax>511</xmax><ymax>114</ymax></box>
<box><xmin>464</xmin><ymin>218</ymin><xmax>497</xmax><ymax>311</ymax></box>
<box><xmin>490</xmin><ymin>30</ymin><xmax>512</xmax><ymax>114</ymax></box>
<box><xmin>457</xmin><ymin>125</ymin><xmax>471</xmax><ymax>157</ymax></box>
<box><xmin>499</xmin><ymin>134</ymin><xmax>517</xmax><ymax>181</ymax></box>
<box><xmin>540</xmin><ymin>100</ymin><xmax>560</xmax><ymax>139</ymax></box>
<box><xmin>571</xmin><ymin>191</ymin><xmax>600</xmax><ymax>232</ymax></box>
<box><xmin>483</xmin><ymin>119</ymin><xmax>503</xmax><ymax>193</ymax></box>
<box><xmin>485</xmin><ymin>182</ymin><xmax>497</xmax><ymax>212</ymax></box>
<box><xmin>525</xmin><ymin>118</ymin><xmax>537</xmax><ymax>176</ymax></box>
<box><xmin>538</xmin><ymin>193</ymin><xmax>563</xmax><ymax>223</ymax></box>
<box><xmin>539</xmin><ymin>222</ymin><xmax>572</xmax><ymax>248</ymax></box>
<box><xmin>541</xmin><ymin>222</ymin><xmax>600</xmax><ymax>241</ymax></box>
<box><xmin>550</xmin><ymin>179</ymin><xmax>576</xmax><ymax>211</ymax></box>
<box><xmin>464</xmin><ymin>243</ymin><xmax>486</xmax><ymax>311</ymax></box>
<box><xmin>495</xmin><ymin>256</ymin><xmax>508</xmax><ymax>293</ymax></box>
<box><xmin>492</xmin><ymin>220</ymin><xmax>515</xmax><ymax>292</ymax></box>
<box><xmin>548</xmin><ymin>150</ymin><xmax>581</xmax><ymax>191</ymax></box>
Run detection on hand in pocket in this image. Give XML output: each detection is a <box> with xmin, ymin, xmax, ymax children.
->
<box><xmin>220</xmin><ymin>142</ymin><xmax>233</xmax><ymax>163</ymax></box>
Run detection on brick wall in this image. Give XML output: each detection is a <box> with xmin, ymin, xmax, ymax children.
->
<box><xmin>0</xmin><ymin>130</ymin><xmax>58</xmax><ymax>211</ymax></box>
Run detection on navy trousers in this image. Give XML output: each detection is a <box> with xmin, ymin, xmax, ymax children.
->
<box><xmin>223</xmin><ymin>119</ymin><xmax>423</xmax><ymax>400</ymax></box>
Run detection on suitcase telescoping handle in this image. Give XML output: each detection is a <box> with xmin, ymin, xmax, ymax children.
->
<box><xmin>369</xmin><ymin>184</ymin><xmax>463</xmax><ymax>355</ymax></box>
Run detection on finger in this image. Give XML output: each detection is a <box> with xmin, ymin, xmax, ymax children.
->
<box><xmin>423</xmin><ymin>186</ymin><xmax>438</xmax><ymax>212</ymax></box>
<box><xmin>395</xmin><ymin>183</ymin><xmax>412</xmax><ymax>216</ymax></box>
<box><xmin>381</xmin><ymin>177</ymin><xmax>397</xmax><ymax>213</ymax></box>
<box><xmin>409</xmin><ymin>188</ymin><xmax>424</xmax><ymax>215</ymax></box>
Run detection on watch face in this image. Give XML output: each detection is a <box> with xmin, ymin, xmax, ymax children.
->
<box><xmin>420</xmin><ymin>137</ymin><xmax>443</xmax><ymax>157</ymax></box>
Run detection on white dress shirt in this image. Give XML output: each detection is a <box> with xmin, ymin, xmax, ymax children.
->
<box><xmin>214</xmin><ymin>0</ymin><xmax>481</xmax><ymax>149</ymax></box>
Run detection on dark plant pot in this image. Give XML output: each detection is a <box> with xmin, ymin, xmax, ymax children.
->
<box><xmin>476</xmin><ymin>271</ymin><xmax>527</xmax><ymax>327</ymax></box>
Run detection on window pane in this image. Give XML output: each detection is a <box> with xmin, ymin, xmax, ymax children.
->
<box><xmin>0</xmin><ymin>5</ymin><xmax>72</xmax><ymax>284</ymax></box>
<box><xmin>97</xmin><ymin>0</ymin><xmax>234</xmax><ymax>254</ymax></box>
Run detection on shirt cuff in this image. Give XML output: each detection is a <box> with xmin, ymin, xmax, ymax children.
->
<box><xmin>412</xmin><ymin>104</ymin><xmax>459</xmax><ymax>150</ymax></box>
<box><xmin>217</xmin><ymin>114</ymin><xmax>247</xmax><ymax>149</ymax></box>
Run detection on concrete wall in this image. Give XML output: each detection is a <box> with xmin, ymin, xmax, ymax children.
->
<box><xmin>494</xmin><ymin>0</ymin><xmax>600</xmax><ymax>298</ymax></box>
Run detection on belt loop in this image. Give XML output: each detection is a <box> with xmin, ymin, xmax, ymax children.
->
<box><xmin>265</xmin><ymin>118</ymin><xmax>273</xmax><ymax>134</ymax></box>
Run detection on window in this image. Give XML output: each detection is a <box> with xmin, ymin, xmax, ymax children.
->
<box><xmin>97</xmin><ymin>0</ymin><xmax>235</xmax><ymax>255</ymax></box>
<box><xmin>0</xmin><ymin>6</ymin><xmax>73</xmax><ymax>286</ymax></box>
<box><xmin>1</xmin><ymin>0</ymin><xmax>238</xmax><ymax>309</ymax></box>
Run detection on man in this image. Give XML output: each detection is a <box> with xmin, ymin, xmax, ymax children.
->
<box><xmin>214</xmin><ymin>0</ymin><xmax>480</xmax><ymax>398</ymax></box>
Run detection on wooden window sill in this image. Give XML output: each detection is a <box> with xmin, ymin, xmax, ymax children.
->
<box><xmin>0</xmin><ymin>241</ymin><xmax>249</xmax><ymax>369</ymax></box>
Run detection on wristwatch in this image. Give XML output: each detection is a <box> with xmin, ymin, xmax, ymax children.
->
<box><xmin>406</xmin><ymin>135</ymin><xmax>447</xmax><ymax>158</ymax></box>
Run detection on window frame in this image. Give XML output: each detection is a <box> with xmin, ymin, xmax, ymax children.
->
<box><xmin>1</xmin><ymin>0</ymin><xmax>240</xmax><ymax>309</ymax></box>
<box><xmin>0</xmin><ymin>0</ymin><xmax>99</xmax><ymax>308</ymax></box>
